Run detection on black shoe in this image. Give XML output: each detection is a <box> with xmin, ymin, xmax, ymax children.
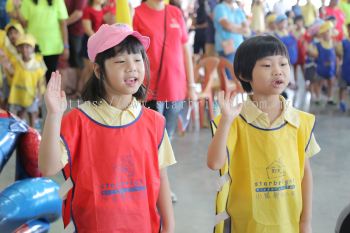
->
<box><xmin>327</xmin><ymin>100</ymin><xmax>336</xmax><ymax>106</ymax></box>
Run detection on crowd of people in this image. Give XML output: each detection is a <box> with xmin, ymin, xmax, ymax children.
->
<box><xmin>0</xmin><ymin>0</ymin><xmax>349</xmax><ymax>128</ymax></box>
<box><xmin>191</xmin><ymin>0</ymin><xmax>350</xmax><ymax>111</ymax></box>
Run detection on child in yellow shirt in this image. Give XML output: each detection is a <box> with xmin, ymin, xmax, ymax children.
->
<box><xmin>0</xmin><ymin>22</ymin><xmax>24</xmax><ymax>109</ymax></box>
<box><xmin>208</xmin><ymin>35</ymin><xmax>320</xmax><ymax>233</ymax></box>
<box><xmin>5</xmin><ymin>34</ymin><xmax>46</xmax><ymax>127</ymax></box>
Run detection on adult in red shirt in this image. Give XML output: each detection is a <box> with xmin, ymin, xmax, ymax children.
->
<box><xmin>77</xmin><ymin>0</ymin><xmax>105</xmax><ymax>95</ymax></box>
<box><xmin>325</xmin><ymin>0</ymin><xmax>346</xmax><ymax>41</ymax></box>
<box><xmin>102</xmin><ymin>0</ymin><xmax>116</xmax><ymax>24</ymax></box>
<box><xmin>133</xmin><ymin>0</ymin><xmax>197</xmax><ymax>141</ymax></box>
<box><xmin>134</xmin><ymin>0</ymin><xmax>197</xmax><ymax>203</ymax></box>
<box><xmin>64</xmin><ymin>0</ymin><xmax>88</xmax><ymax>96</ymax></box>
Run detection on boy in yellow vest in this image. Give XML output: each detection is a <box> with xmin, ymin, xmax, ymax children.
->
<box><xmin>3</xmin><ymin>34</ymin><xmax>46</xmax><ymax>127</ymax></box>
<box><xmin>207</xmin><ymin>35</ymin><xmax>320</xmax><ymax>233</ymax></box>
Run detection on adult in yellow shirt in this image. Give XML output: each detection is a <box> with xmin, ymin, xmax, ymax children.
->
<box><xmin>301</xmin><ymin>0</ymin><xmax>318</xmax><ymax>27</ymax></box>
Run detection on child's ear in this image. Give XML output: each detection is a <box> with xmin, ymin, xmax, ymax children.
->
<box><xmin>93</xmin><ymin>63</ymin><xmax>101</xmax><ymax>79</ymax></box>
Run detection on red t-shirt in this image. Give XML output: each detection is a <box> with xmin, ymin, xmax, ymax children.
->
<box><xmin>82</xmin><ymin>6</ymin><xmax>104</xmax><ymax>33</ymax></box>
<box><xmin>133</xmin><ymin>3</ymin><xmax>189</xmax><ymax>102</ymax></box>
<box><xmin>103</xmin><ymin>0</ymin><xmax>116</xmax><ymax>15</ymax></box>
<box><xmin>65</xmin><ymin>0</ymin><xmax>88</xmax><ymax>36</ymax></box>
<box><xmin>325</xmin><ymin>6</ymin><xmax>346</xmax><ymax>41</ymax></box>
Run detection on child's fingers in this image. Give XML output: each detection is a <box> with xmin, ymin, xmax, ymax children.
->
<box><xmin>47</xmin><ymin>72</ymin><xmax>56</xmax><ymax>90</ymax></box>
<box><xmin>61</xmin><ymin>90</ymin><xmax>66</xmax><ymax>98</ymax></box>
<box><xmin>224</xmin><ymin>90</ymin><xmax>231</xmax><ymax>103</ymax></box>
<box><xmin>217</xmin><ymin>91</ymin><xmax>225</xmax><ymax>106</ymax></box>
<box><xmin>235</xmin><ymin>103</ymin><xmax>243</xmax><ymax>112</ymax></box>
<box><xmin>56</xmin><ymin>71</ymin><xmax>62</xmax><ymax>92</ymax></box>
<box><xmin>53</xmin><ymin>71</ymin><xmax>59</xmax><ymax>91</ymax></box>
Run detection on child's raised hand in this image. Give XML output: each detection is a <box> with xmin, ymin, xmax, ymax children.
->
<box><xmin>44</xmin><ymin>71</ymin><xmax>67</xmax><ymax>116</ymax></box>
<box><xmin>217</xmin><ymin>90</ymin><xmax>243</xmax><ymax>123</ymax></box>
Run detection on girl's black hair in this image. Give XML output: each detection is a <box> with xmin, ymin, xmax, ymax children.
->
<box><xmin>81</xmin><ymin>36</ymin><xmax>150</xmax><ymax>104</ymax></box>
<box><xmin>233</xmin><ymin>35</ymin><xmax>289</xmax><ymax>93</ymax></box>
<box><xmin>32</xmin><ymin>0</ymin><xmax>52</xmax><ymax>5</ymax></box>
<box><xmin>294</xmin><ymin>15</ymin><xmax>304</xmax><ymax>24</ymax></box>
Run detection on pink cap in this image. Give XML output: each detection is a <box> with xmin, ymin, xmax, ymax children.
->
<box><xmin>87</xmin><ymin>23</ymin><xmax>150</xmax><ymax>62</ymax></box>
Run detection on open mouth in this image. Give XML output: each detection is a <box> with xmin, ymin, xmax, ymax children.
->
<box><xmin>124</xmin><ymin>78</ymin><xmax>138</xmax><ymax>86</ymax></box>
<box><xmin>272</xmin><ymin>79</ymin><xmax>284</xmax><ymax>88</ymax></box>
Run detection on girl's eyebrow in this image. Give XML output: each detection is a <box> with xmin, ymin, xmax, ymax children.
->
<box><xmin>260</xmin><ymin>55</ymin><xmax>287</xmax><ymax>61</ymax></box>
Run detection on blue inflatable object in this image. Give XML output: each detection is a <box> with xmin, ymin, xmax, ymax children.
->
<box><xmin>0</xmin><ymin>178</ymin><xmax>62</xmax><ymax>233</ymax></box>
<box><xmin>0</xmin><ymin>115</ymin><xmax>28</xmax><ymax>173</ymax></box>
<box><xmin>13</xmin><ymin>219</ymin><xmax>50</xmax><ymax>233</ymax></box>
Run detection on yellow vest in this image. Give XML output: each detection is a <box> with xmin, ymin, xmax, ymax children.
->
<box><xmin>8</xmin><ymin>54</ymin><xmax>46</xmax><ymax>107</ymax></box>
<box><xmin>212</xmin><ymin>111</ymin><xmax>315</xmax><ymax>233</ymax></box>
<box><xmin>0</xmin><ymin>30</ymin><xmax>9</xmax><ymax>88</ymax></box>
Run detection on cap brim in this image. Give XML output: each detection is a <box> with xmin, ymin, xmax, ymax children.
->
<box><xmin>131</xmin><ymin>32</ymin><xmax>150</xmax><ymax>51</ymax></box>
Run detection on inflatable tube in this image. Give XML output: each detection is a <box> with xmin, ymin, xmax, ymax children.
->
<box><xmin>0</xmin><ymin>178</ymin><xmax>61</xmax><ymax>232</ymax></box>
<box><xmin>0</xmin><ymin>114</ymin><xmax>28</xmax><ymax>173</ymax></box>
<box><xmin>16</xmin><ymin>127</ymin><xmax>42</xmax><ymax>179</ymax></box>
<box><xmin>335</xmin><ymin>203</ymin><xmax>350</xmax><ymax>233</ymax></box>
<box><xmin>13</xmin><ymin>219</ymin><xmax>50</xmax><ymax>233</ymax></box>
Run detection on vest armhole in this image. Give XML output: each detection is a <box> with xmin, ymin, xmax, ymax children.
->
<box><xmin>157</xmin><ymin>114</ymin><xmax>166</xmax><ymax>149</ymax></box>
<box><xmin>304</xmin><ymin>115</ymin><xmax>316</xmax><ymax>153</ymax></box>
<box><xmin>210</xmin><ymin>119</ymin><xmax>218</xmax><ymax>137</ymax></box>
<box><xmin>158</xmin><ymin>125</ymin><xmax>165</xmax><ymax>149</ymax></box>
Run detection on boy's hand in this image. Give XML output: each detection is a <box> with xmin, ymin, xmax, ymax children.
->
<box><xmin>44</xmin><ymin>71</ymin><xmax>67</xmax><ymax>116</ymax></box>
<box><xmin>299</xmin><ymin>221</ymin><xmax>312</xmax><ymax>233</ymax></box>
<box><xmin>217</xmin><ymin>90</ymin><xmax>243</xmax><ymax>124</ymax></box>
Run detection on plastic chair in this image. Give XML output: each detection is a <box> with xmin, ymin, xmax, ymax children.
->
<box><xmin>217</xmin><ymin>57</ymin><xmax>243</xmax><ymax>94</ymax></box>
<box><xmin>194</xmin><ymin>56</ymin><xmax>220</xmax><ymax>128</ymax></box>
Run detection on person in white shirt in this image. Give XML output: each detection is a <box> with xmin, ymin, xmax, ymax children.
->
<box><xmin>273</xmin><ymin>0</ymin><xmax>291</xmax><ymax>15</ymax></box>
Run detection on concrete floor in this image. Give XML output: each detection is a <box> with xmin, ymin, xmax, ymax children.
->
<box><xmin>1</xmin><ymin>76</ymin><xmax>350</xmax><ymax>233</ymax></box>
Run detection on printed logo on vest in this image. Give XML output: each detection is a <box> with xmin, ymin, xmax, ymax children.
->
<box><xmin>254</xmin><ymin>159</ymin><xmax>296</xmax><ymax>200</ymax></box>
<box><xmin>266</xmin><ymin>160</ymin><xmax>286</xmax><ymax>179</ymax></box>
<box><xmin>100</xmin><ymin>156</ymin><xmax>146</xmax><ymax>197</ymax></box>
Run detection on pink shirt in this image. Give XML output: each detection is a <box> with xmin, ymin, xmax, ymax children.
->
<box><xmin>133</xmin><ymin>3</ymin><xmax>188</xmax><ymax>102</ymax></box>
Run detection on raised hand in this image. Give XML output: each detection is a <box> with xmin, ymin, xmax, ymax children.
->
<box><xmin>217</xmin><ymin>90</ymin><xmax>243</xmax><ymax>124</ymax></box>
<box><xmin>44</xmin><ymin>71</ymin><xmax>67</xmax><ymax>116</ymax></box>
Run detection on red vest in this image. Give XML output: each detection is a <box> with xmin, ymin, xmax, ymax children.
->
<box><xmin>61</xmin><ymin>107</ymin><xmax>165</xmax><ymax>233</ymax></box>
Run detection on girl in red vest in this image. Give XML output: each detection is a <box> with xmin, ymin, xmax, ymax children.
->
<box><xmin>38</xmin><ymin>23</ymin><xmax>175</xmax><ymax>233</ymax></box>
